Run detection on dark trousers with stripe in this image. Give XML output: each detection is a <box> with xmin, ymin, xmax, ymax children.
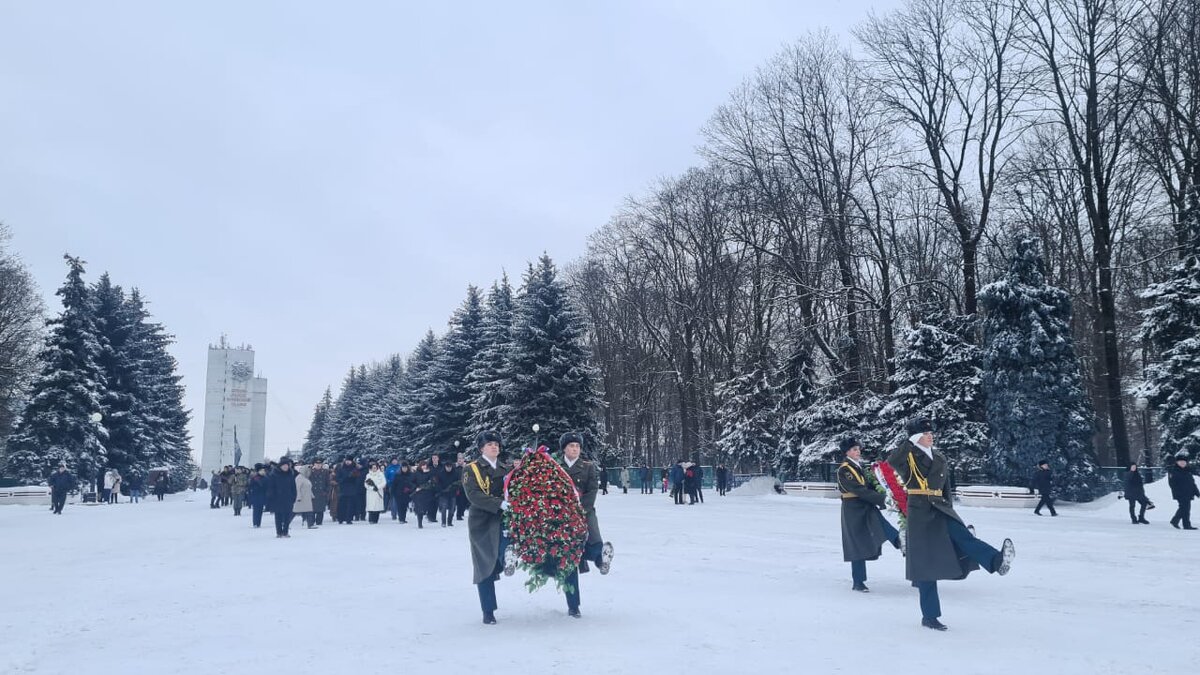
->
<box><xmin>477</xmin><ymin>534</ymin><xmax>509</xmax><ymax>614</ymax></box>
<box><xmin>912</xmin><ymin>519</ymin><xmax>1002</xmax><ymax>619</ymax></box>
<box><xmin>850</xmin><ymin>511</ymin><xmax>900</xmax><ymax>584</ymax></box>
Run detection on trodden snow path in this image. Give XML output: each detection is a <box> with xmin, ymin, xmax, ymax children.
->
<box><xmin>3</xmin><ymin>480</ymin><xmax>1198</xmax><ymax>675</ymax></box>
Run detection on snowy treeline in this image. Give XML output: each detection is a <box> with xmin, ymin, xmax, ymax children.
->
<box><xmin>0</xmin><ymin>224</ymin><xmax>43</xmax><ymax>461</ymax></box>
<box><xmin>566</xmin><ymin>0</ymin><xmax>1200</xmax><ymax>492</ymax></box>
<box><xmin>1</xmin><ymin>256</ymin><xmax>195</xmax><ymax>488</ymax></box>
<box><xmin>301</xmin><ymin>255</ymin><xmax>603</xmax><ymax>464</ymax></box>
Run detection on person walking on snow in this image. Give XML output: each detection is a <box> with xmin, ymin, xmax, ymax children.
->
<box><xmin>247</xmin><ymin>464</ymin><xmax>268</xmax><ymax>528</ymax></box>
<box><xmin>837</xmin><ymin>437</ymin><xmax>901</xmax><ymax>592</ymax></box>
<box><xmin>556</xmin><ymin>432</ymin><xmax>616</xmax><ymax>618</ymax></box>
<box><xmin>463</xmin><ymin>431</ymin><xmax>511</xmax><ymax>625</ymax></box>
<box><xmin>887</xmin><ymin>418</ymin><xmax>1016</xmax><ymax>631</ymax></box>
<box><xmin>266</xmin><ymin>458</ymin><xmax>298</xmax><ymax>538</ymax></box>
<box><xmin>1168</xmin><ymin>454</ymin><xmax>1199</xmax><ymax>530</ymax></box>
<box><xmin>294</xmin><ymin>465</ymin><xmax>315</xmax><ymax>529</ymax></box>
<box><xmin>48</xmin><ymin>464</ymin><xmax>74</xmax><ymax>514</ymax></box>
<box><xmin>1123</xmin><ymin>463</ymin><xmax>1152</xmax><ymax>524</ymax></box>
<box><xmin>364</xmin><ymin>462</ymin><xmax>387</xmax><ymax>524</ymax></box>
<box><xmin>1031</xmin><ymin>460</ymin><xmax>1057</xmax><ymax>516</ymax></box>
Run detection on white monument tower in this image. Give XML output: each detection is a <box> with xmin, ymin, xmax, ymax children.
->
<box><xmin>200</xmin><ymin>336</ymin><xmax>267</xmax><ymax>477</ymax></box>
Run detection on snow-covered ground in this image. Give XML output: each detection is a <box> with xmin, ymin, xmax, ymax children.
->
<box><xmin>3</xmin><ymin>480</ymin><xmax>1197</xmax><ymax>675</ymax></box>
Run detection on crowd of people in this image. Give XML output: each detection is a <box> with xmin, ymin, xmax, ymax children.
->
<box><xmin>207</xmin><ymin>454</ymin><xmax>476</xmax><ymax>537</ymax></box>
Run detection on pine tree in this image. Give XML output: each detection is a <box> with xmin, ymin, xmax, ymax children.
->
<box><xmin>385</xmin><ymin>331</ymin><xmax>441</xmax><ymax>460</ymax></box>
<box><xmin>91</xmin><ymin>274</ymin><xmax>147</xmax><ymax>478</ymax></box>
<box><xmin>980</xmin><ymin>239</ymin><xmax>1098</xmax><ymax>499</ymax></box>
<box><xmin>423</xmin><ymin>286</ymin><xmax>485</xmax><ymax>452</ymax></box>
<box><xmin>122</xmin><ymin>289</ymin><xmax>194</xmax><ymax>489</ymax></box>
<box><xmin>879</xmin><ymin>312</ymin><xmax>988</xmax><ymax>474</ymax></box>
<box><xmin>468</xmin><ymin>276</ymin><xmax>515</xmax><ymax>440</ymax></box>
<box><xmin>715</xmin><ymin>339</ymin><xmax>778</xmax><ymax>470</ymax></box>
<box><xmin>1138</xmin><ymin>236</ymin><xmax>1200</xmax><ymax>463</ymax></box>
<box><xmin>786</xmin><ymin>388</ymin><xmax>888</xmax><ymax>471</ymax></box>
<box><xmin>324</xmin><ymin>366</ymin><xmax>372</xmax><ymax>462</ymax></box>
<box><xmin>775</xmin><ymin>331</ymin><xmax>818</xmax><ymax>477</ymax></box>
<box><xmin>502</xmin><ymin>256</ymin><xmax>602</xmax><ymax>454</ymax></box>
<box><xmin>4</xmin><ymin>256</ymin><xmax>108</xmax><ymax>484</ymax></box>
<box><xmin>301</xmin><ymin>387</ymin><xmax>333</xmax><ymax>462</ymax></box>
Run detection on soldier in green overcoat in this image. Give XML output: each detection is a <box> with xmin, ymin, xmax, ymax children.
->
<box><xmin>462</xmin><ymin>430</ymin><xmax>510</xmax><ymax>625</ymax></box>
<box><xmin>837</xmin><ymin>437</ymin><xmax>900</xmax><ymax>592</ymax></box>
<box><xmin>557</xmin><ymin>432</ymin><xmax>615</xmax><ymax>618</ymax></box>
<box><xmin>887</xmin><ymin>418</ymin><xmax>1016</xmax><ymax>631</ymax></box>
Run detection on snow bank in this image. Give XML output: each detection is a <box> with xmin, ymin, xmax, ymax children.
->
<box><xmin>729</xmin><ymin>475</ymin><xmax>783</xmax><ymax>496</ymax></box>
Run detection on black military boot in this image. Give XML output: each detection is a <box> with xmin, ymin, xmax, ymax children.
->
<box><xmin>922</xmin><ymin>618</ymin><xmax>948</xmax><ymax>631</ymax></box>
<box><xmin>852</xmin><ymin>583</ymin><xmax>870</xmax><ymax>592</ymax></box>
<box><xmin>483</xmin><ymin>611</ymin><xmax>497</xmax><ymax>625</ymax></box>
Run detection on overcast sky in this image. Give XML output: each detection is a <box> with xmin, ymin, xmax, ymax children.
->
<box><xmin>0</xmin><ymin>0</ymin><xmax>897</xmax><ymax>460</ymax></box>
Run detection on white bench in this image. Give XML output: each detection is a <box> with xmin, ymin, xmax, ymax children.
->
<box><xmin>782</xmin><ymin>482</ymin><xmax>1041</xmax><ymax>508</ymax></box>
<box><xmin>0</xmin><ymin>486</ymin><xmax>52</xmax><ymax>506</ymax></box>
<box><xmin>781</xmin><ymin>482</ymin><xmax>841</xmax><ymax>499</ymax></box>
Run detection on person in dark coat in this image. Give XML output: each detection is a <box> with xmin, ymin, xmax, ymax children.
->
<box><xmin>1030</xmin><ymin>460</ymin><xmax>1057</xmax><ymax>516</ymax></box>
<box><xmin>683</xmin><ymin>463</ymin><xmax>699</xmax><ymax>504</ymax></box>
<box><xmin>641</xmin><ymin>464</ymin><xmax>653</xmax><ymax>494</ymax></box>
<box><xmin>669</xmin><ymin>462</ymin><xmax>685</xmax><ymax>504</ymax></box>
<box><xmin>887</xmin><ymin>418</ymin><xmax>1015</xmax><ymax>631</ymax></box>
<box><xmin>426</xmin><ymin>454</ymin><xmax>442</xmax><ymax>523</ymax></box>
<box><xmin>435</xmin><ymin>461</ymin><xmax>460</xmax><ymax>527</ymax></box>
<box><xmin>412</xmin><ymin>460</ymin><xmax>437</xmax><ymax>529</ymax></box>
<box><xmin>334</xmin><ymin>458</ymin><xmax>360</xmax><ymax>525</ymax></box>
<box><xmin>716</xmin><ymin>465</ymin><xmax>729</xmax><ymax>496</ymax></box>
<box><xmin>557</xmin><ymin>432</ymin><xmax>616</xmax><ymax>618</ymax></box>
<box><xmin>391</xmin><ymin>463</ymin><xmax>414</xmax><ymax>524</ymax></box>
<box><xmin>308</xmin><ymin>460</ymin><xmax>331</xmax><ymax>525</ymax></box>
<box><xmin>1123</xmin><ymin>463</ymin><xmax>1151</xmax><ymax>524</ymax></box>
<box><xmin>455</xmin><ymin>457</ymin><xmax>470</xmax><ymax>521</ymax></box>
<box><xmin>1168</xmin><ymin>455</ymin><xmax>1199</xmax><ymax>529</ymax></box>
<box><xmin>48</xmin><ymin>464</ymin><xmax>74</xmax><ymax>515</ymax></box>
<box><xmin>153</xmin><ymin>474</ymin><xmax>168</xmax><ymax>500</ymax></box>
<box><xmin>247</xmin><ymin>464</ymin><xmax>268</xmax><ymax>528</ymax></box>
<box><xmin>266</xmin><ymin>458</ymin><xmax>298</xmax><ymax>538</ymax></box>
<box><xmin>693</xmin><ymin>463</ymin><xmax>705</xmax><ymax>503</ymax></box>
<box><xmin>463</xmin><ymin>430</ymin><xmax>511</xmax><ymax>625</ymax></box>
<box><xmin>837</xmin><ymin>437</ymin><xmax>901</xmax><ymax>591</ymax></box>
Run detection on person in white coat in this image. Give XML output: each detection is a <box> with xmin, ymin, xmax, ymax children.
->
<box><xmin>364</xmin><ymin>463</ymin><xmax>387</xmax><ymax>524</ymax></box>
<box><xmin>294</xmin><ymin>467</ymin><xmax>315</xmax><ymax>529</ymax></box>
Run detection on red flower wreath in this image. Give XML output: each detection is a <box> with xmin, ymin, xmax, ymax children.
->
<box><xmin>503</xmin><ymin>446</ymin><xmax>590</xmax><ymax>592</ymax></box>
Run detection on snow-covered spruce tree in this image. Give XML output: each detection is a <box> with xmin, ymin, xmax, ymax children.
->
<box><xmin>4</xmin><ymin>255</ymin><xmax>108</xmax><ymax>484</ymax></box>
<box><xmin>786</xmin><ymin>388</ymin><xmax>888</xmax><ymax>471</ymax></box>
<box><xmin>323</xmin><ymin>365</ymin><xmax>374</xmax><ymax>462</ymax></box>
<box><xmin>384</xmin><ymin>331</ymin><xmax>441</xmax><ymax>460</ymax></box>
<box><xmin>774</xmin><ymin>331</ymin><xmax>818</xmax><ymax>477</ymax></box>
<box><xmin>113</xmin><ymin>289</ymin><xmax>194</xmax><ymax>488</ymax></box>
<box><xmin>1138</xmin><ymin>234</ymin><xmax>1200</xmax><ymax>463</ymax></box>
<box><xmin>422</xmin><ymin>286</ymin><xmax>485</xmax><ymax>452</ymax></box>
<box><xmin>715</xmin><ymin>339</ymin><xmax>778</xmax><ymax>471</ymax></box>
<box><xmin>502</xmin><ymin>255</ymin><xmax>602</xmax><ymax>455</ymax></box>
<box><xmin>125</xmin><ymin>290</ymin><xmax>193</xmax><ymax>488</ymax></box>
<box><xmin>980</xmin><ymin>239</ymin><xmax>1098</xmax><ymax>499</ymax></box>
<box><xmin>468</xmin><ymin>276</ymin><xmax>515</xmax><ymax>443</ymax></box>
<box><xmin>91</xmin><ymin>274</ymin><xmax>147</xmax><ymax>478</ymax></box>
<box><xmin>878</xmin><ymin>312</ymin><xmax>988</xmax><ymax>475</ymax></box>
<box><xmin>300</xmin><ymin>386</ymin><xmax>333</xmax><ymax>462</ymax></box>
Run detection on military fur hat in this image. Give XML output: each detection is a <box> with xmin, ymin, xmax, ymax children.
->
<box><xmin>559</xmin><ymin>432</ymin><xmax>585</xmax><ymax>450</ymax></box>
<box><xmin>476</xmin><ymin>430</ymin><xmax>502</xmax><ymax>450</ymax></box>
<box><xmin>839</xmin><ymin>437</ymin><xmax>861</xmax><ymax>455</ymax></box>
<box><xmin>905</xmin><ymin>417</ymin><xmax>933</xmax><ymax>436</ymax></box>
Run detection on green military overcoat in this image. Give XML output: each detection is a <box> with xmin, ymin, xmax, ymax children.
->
<box><xmin>887</xmin><ymin>440</ymin><xmax>979</xmax><ymax>582</ymax></box>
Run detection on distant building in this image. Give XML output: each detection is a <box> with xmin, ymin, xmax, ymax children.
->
<box><xmin>200</xmin><ymin>337</ymin><xmax>267</xmax><ymax>477</ymax></box>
